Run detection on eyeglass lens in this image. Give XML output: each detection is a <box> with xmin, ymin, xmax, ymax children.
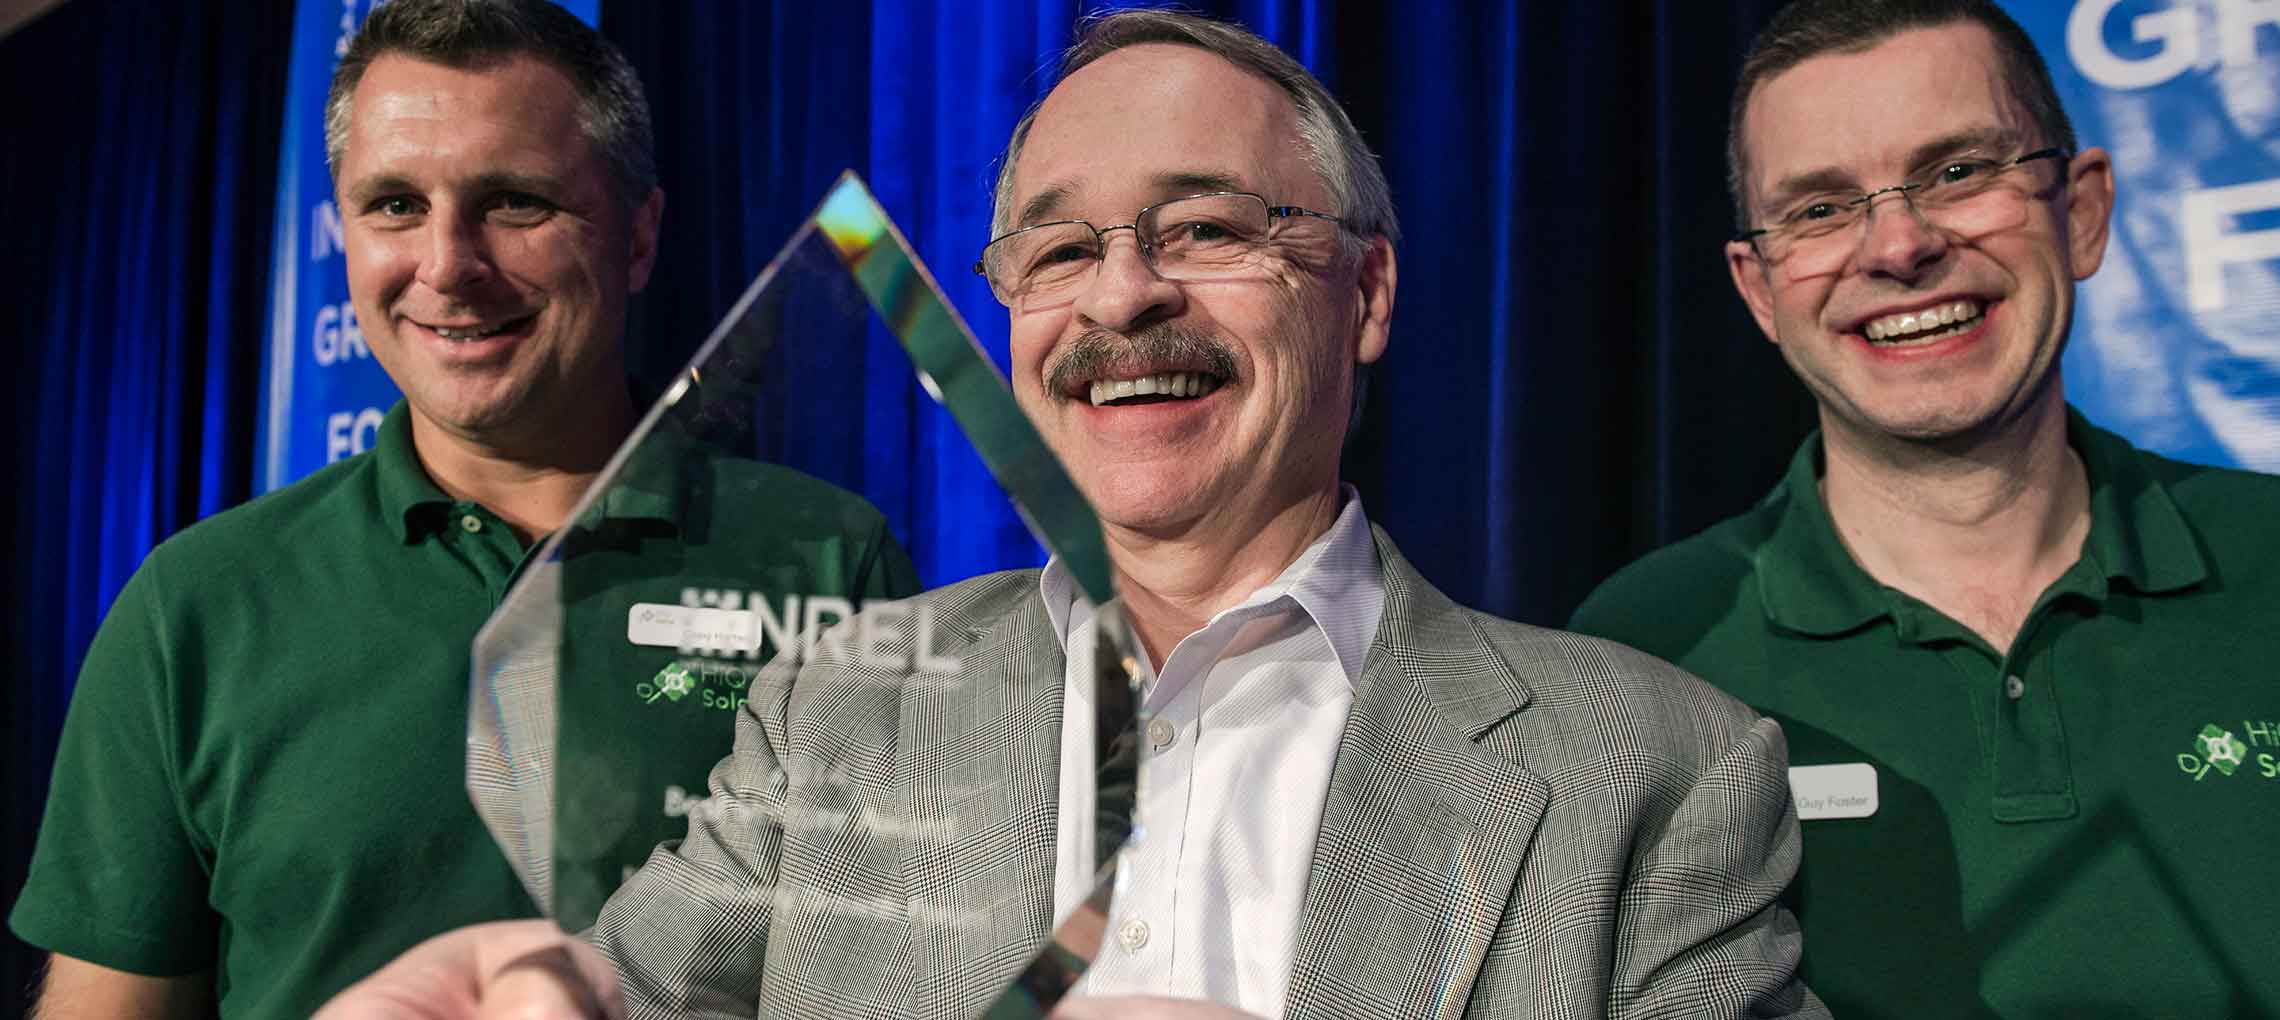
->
<box><xmin>1766</xmin><ymin>158</ymin><xmax>2062</xmax><ymax>283</ymax></box>
<box><xmin>982</xmin><ymin>194</ymin><xmax>1277</xmax><ymax>303</ymax></box>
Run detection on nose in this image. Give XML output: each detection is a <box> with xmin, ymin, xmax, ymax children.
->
<box><xmin>1851</xmin><ymin>187</ymin><xmax>1949</xmax><ymax>281</ymax></box>
<box><xmin>415</xmin><ymin>211</ymin><xmax>494</xmax><ymax>294</ymax></box>
<box><xmin>1070</xmin><ymin>227</ymin><xmax>1183</xmax><ymax>332</ymax></box>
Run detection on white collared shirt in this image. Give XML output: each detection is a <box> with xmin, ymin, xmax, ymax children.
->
<box><xmin>1040</xmin><ymin>491</ymin><xmax>1385</xmax><ymax>1017</ymax></box>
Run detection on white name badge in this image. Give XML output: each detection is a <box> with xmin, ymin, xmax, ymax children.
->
<box><xmin>627</xmin><ymin>602</ymin><xmax>756</xmax><ymax>650</ymax></box>
<box><xmin>1790</xmin><ymin>762</ymin><xmax>1879</xmax><ymax>820</ymax></box>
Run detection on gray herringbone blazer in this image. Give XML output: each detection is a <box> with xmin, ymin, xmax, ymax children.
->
<box><xmin>592</xmin><ymin>527</ymin><xmax>1826</xmax><ymax>1019</ymax></box>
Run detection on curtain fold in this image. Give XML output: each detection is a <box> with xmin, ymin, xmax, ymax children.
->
<box><xmin>3</xmin><ymin>0</ymin><xmax>293</xmax><ymax>1007</ymax></box>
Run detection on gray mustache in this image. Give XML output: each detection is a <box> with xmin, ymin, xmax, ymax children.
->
<box><xmin>1044</xmin><ymin>325</ymin><xmax>1239</xmax><ymax>396</ymax></box>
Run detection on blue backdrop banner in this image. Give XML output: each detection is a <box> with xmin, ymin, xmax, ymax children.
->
<box><xmin>2017</xmin><ymin>0</ymin><xmax>2280</xmax><ymax>471</ymax></box>
<box><xmin>257</xmin><ymin>0</ymin><xmax>600</xmax><ymax>492</ymax></box>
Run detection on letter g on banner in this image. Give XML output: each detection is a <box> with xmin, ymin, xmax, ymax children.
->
<box><xmin>2068</xmin><ymin>0</ymin><xmax>2198</xmax><ymax>89</ymax></box>
<box><xmin>2068</xmin><ymin>0</ymin><xmax>2280</xmax><ymax>90</ymax></box>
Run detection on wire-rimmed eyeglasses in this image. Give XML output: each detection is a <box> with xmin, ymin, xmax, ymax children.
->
<box><xmin>1737</xmin><ymin>147</ymin><xmax>2071</xmax><ymax>282</ymax></box>
<box><xmin>973</xmin><ymin>192</ymin><xmax>1346</xmax><ymax>306</ymax></box>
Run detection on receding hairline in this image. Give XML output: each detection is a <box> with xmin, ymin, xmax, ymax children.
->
<box><xmin>1010</xmin><ymin>170</ymin><xmax>1251</xmax><ymax>231</ymax></box>
<box><xmin>1000</xmin><ymin>44</ymin><xmax>1315</xmax><ymax>227</ymax></box>
<box><xmin>332</xmin><ymin>52</ymin><xmax>597</xmax><ymax>184</ymax></box>
<box><xmin>344</xmin><ymin>47</ymin><xmax>573</xmax><ymax>117</ymax></box>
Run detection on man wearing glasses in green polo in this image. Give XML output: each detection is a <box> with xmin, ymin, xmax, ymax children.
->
<box><xmin>1571</xmin><ymin>0</ymin><xmax>2280</xmax><ymax>1016</ymax></box>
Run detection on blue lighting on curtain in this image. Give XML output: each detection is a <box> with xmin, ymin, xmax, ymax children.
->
<box><xmin>4</xmin><ymin>0</ymin><xmax>285</xmax><ymax>999</ymax></box>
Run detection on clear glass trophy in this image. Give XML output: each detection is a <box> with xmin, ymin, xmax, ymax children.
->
<box><xmin>467</xmin><ymin>174</ymin><xmax>1140</xmax><ymax>1016</ymax></box>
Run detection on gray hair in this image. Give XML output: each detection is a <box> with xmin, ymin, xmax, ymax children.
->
<box><xmin>989</xmin><ymin>9</ymin><xmax>1399</xmax><ymax>248</ymax></box>
<box><xmin>324</xmin><ymin>0</ymin><xmax>656</xmax><ymax>208</ymax></box>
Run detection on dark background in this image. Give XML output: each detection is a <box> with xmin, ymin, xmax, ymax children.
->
<box><xmin>1</xmin><ymin>0</ymin><xmax>1811</xmax><ymax>1011</ymax></box>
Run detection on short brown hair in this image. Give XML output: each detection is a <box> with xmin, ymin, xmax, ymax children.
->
<box><xmin>1726</xmin><ymin>0</ymin><xmax>2075</xmax><ymax>227</ymax></box>
<box><xmin>325</xmin><ymin>0</ymin><xmax>656</xmax><ymax>207</ymax></box>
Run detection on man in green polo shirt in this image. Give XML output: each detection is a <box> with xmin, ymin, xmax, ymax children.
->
<box><xmin>1570</xmin><ymin>1</ymin><xmax>2280</xmax><ymax>1016</ymax></box>
<box><xmin>8</xmin><ymin>3</ymin><xmax>914</xmax><ymax>1018</ymax></box>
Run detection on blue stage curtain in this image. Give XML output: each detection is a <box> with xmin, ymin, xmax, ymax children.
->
<box><xmin>1344</xmin><ymin>0</ymin><xmax>1820</xmax><ymax>619</ymax></box>
<box><xmin>1</xmin><ymin>0</ymin><xmax>293</xmax><ymax>1005</ymax></box>
<box><xmin>3</xmin><ymin>0</ymin><xmax>1814</xmax><ymax>1009</ymax></box>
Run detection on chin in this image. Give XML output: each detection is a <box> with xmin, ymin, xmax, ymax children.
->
<box><xmin>416</xmin><ymin>388</ymin><xmax>529</xmax><ymax>438</ymax></box>
<box><xmin>1850</xmin><ymin>396</ymin><xmax>2015</xmax><ymax>444</ymax></box>
<box><xmin>1085</xmin><ymin>471</ymin><xmax>1216</xmax><ymax>535</ymax></box>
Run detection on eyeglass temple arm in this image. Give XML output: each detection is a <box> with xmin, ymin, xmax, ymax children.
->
<box><xmin>1266</xmin><ymin>206</ymin><xmax>1343</xmax><ymax>223</ymax></box>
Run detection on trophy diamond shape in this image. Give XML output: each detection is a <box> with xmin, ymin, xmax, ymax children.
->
<box><xmin>468</xmin><ymin>173</ymin><xmax>1139</xmax><ymax>1016</ymax></box>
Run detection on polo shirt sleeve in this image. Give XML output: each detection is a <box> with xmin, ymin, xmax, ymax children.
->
<box><xmin>1567</xmin><ymin>549</ymin><xmax>1707</xmax><ymax>660</ymax></box>
<box><xmin>9</xmin><ymin>555</ymin><xmax>219</xmax><ymax>975</ymax></box>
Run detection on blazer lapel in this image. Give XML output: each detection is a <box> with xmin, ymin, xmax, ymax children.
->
<box><xmin>1283</xmin><ymin>530</ymin><xmax>1550</xmax><ymax>1020</ymax></box>
<box><xmin>901</xmin><ymin>586</ymin><xmax>1067</xmax><ymax>1016</ymax></box>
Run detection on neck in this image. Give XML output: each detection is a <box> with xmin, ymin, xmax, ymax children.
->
<box><xmin>408</xmin><ymin>391</ymin><xmax>635</xmax><ymax>544</ymax></box>
<box><xmin>1104</xmin><ymin>483</ymin><xmax>1345</xmax><ymax>665</ymax></box>
<box><xmin>1817</xmin><ymin>396</ymin><xmax>2089</xmax><ymax>653</ymax></box>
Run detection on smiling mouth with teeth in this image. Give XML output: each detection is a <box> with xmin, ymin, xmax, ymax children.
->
<box><xmin>1087</xmin><ymin>371</ymin><xmax>1223</xmax><ymax>407</ymax></box>
<box><xmin>1861</xmin><ymin>299</ymin><xmax>1984</xmax><ymax>346</ymax></box>
<box><xmin>428</xmin><ymin>316</ymin><xmax>532</xmax><ymax>342</ymax></box>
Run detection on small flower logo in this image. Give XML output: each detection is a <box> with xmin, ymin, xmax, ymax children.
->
<box><xmin>2197</xmin><ymin>724</ymin><xmax>2249</xmax><ymax>777</ymax></box>
<box><xmin>653</xmin><ymin>662</ymin><xmax>696</xmax><ymax>702</ymax></box>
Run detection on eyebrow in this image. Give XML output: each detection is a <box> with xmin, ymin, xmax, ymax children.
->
<box><xmin>1901</xmin><ymin>128</ymin><xmax>2018</xmax><ymax>171</ymax></box>
<box><xmin>1761</xmin><ymin>127</ymin><xmax>2021</xmax><ymax>206</ymax></box>
<box><xmin>1017</xmin><ymin>184</ymin><xmax>1072</xmax><ymax>230</ymax></box>
<box><xmin>466</xmin><ymin>171</ymin><xmax>567</xmax><ymax>197</ymax></box>
<box><xmin>342</xmin><ymin>174</ymin><xmax>417</xmax><ymax>209</ymax></box>
<box><xmin>1154</xmin><ymin>170</ymin><xmax>1243</xmax><ymax>197</ymax></box>
<box><xmin>1014</xmin><ymin>169</ymin><xmax>1251</xmax><ymax>229</ymax></box>
<box><xmin>341</xmin><ymin>170</ymin><xmax>568</xmax><ymax>209</ymax></box>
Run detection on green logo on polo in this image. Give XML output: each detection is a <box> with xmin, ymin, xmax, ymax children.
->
<box><xmin>637</xmin><ymin>659</ymin><xmax>758</xmax><ymax>708</ymax></box>
<box><xmin>2178</xmin><ymin>718</ymin><xmax>2280</xmax><ymax>782</ymax></box>
<box><xmin>648</xmin><ymin>662</ymin><xmax>696</xmax><ymax>703</ymax></box>
<box><xmin>2197</xmin><ymin>724</ymin><xmax>2249</xmax><ymax>777</ymax></box>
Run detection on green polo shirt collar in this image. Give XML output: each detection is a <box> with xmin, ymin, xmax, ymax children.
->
<box><xmin>370</xmin><ymin>400</ymin><xmax>681</xmax><ymax>543</ymax></box>
<box><xmin>2069</xmin><ymin>409</ymin><xmax>2207</xmax><ymax>596</ymax></box>
<box><xmin>591</xmin><ymin>425</ymin><xmax>684</xmax><ymax>526</ymax></box>
<box><xmin>1753</xmin><ymin>435</ymin><xmax>1886</xmax><ymax>637</ymax></box>
<box><xmin>1756</xmin><ymin>406</ymin><xmax>2208</xmax><ymax>639</ymax></box>
<box><xmin>373</xmin><ymin>402</ymin><xmax>455</xmax><ymax>543</ymax></box>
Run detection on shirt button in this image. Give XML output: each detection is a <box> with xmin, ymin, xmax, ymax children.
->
<box><xmin>1147</xmin><ymin>717</ymin><xmax>1176</xmax><ymax>751</ymax></box>
<box><xmin>2004</xmin><ymin>675</ymin><xmax>2026</xmax><ymax>700</ymax></box>
<box><xmin>459</xmin><ymin>513</ymin><xmax>484</xmax><ymax>534</ymax></box>
<box><xmin>1117</xmin><ymin>918</ymin><xmax>1150</xmax><ymax>952</ymax></box>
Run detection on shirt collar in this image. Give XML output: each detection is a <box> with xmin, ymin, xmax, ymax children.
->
<box><xmin>1752</xmin><ymin>434</ymin><xmax>1887</xmax><ymax>637</ymax></box>
<box><xmin>374</xmin><ymin>398</ymin><xmax>682</xmax><ymax>542</ymax></box>
<box><xmin>1757</xmin><ymin>405</ymin><xmax>2209</xmax><ymax>637</ymax></box>
<box><xmin>375</xmin><ymin>401</ymin><xmax>454</xmax><ymax>543</ymax></box>
<box><xmin>2066</xmin><ymin>407</ymin><xmax>2207</xmax><ymax>595</ymax></box>
<box><xmin>1040</xmin><ymin>485</ymin><xmax>1386</xmax><ymax>688</ymax></box>
<box><xmin>590</xmin><ymin>425</ymin><xmax>689</xmax><ymax>528</ymax></box>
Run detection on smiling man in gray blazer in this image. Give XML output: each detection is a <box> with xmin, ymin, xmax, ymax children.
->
<box><xmin>324</xmin><ymin>11</ymin><xmax>1823</xmax><ymax>1020</ymax></box>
